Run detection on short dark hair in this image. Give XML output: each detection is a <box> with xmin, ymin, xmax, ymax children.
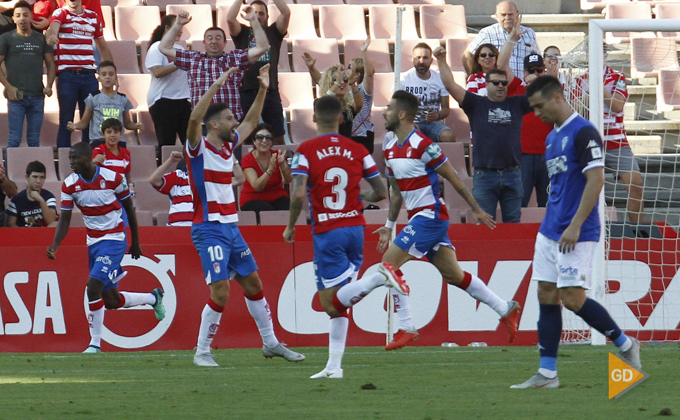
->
<box><xmin>101</xmin><ymin>118</ymin><xmax>123</xmax><ymax>133</ymax></box>
<box><xmin>314</xmin><ymin>95</ymin><xmax>343</xmax><ymax>125</ymax></box>
<box><xmin>98</xmin><ymin>60</ymin><xmax>116</xmax><ymax>72</ymax></box>
<box><xmin>413</xmin><ymin>43</ymin><xmax>432</xmax><ymax>55</ymax></box>
<box><xmin>204</xmin><ymin>102</ymin><xmax>231</xmax><ymax>125</ymax></box>
<box><xmin>543</xmin><ymin>45</ymin><xmax>560</xmax><ymax>54</ymax></box>
<box><xmin>485</xmin><ymin>68</ymin><xmax>507</xmax><ymax>83</ymax></box>
<box><xmin>525</xmin><ymin>75</ymin><xmax>563</xmax><ymax>99</ymax></box>
<box><xmin>203</xmin><ymin>26</ymin><xmax>226</xmax><ymax>40</ymax></box>
<box><xmin>391</xmin><ymin>90</ymin><xmax>419</xmax><ymax>117</ymax></box>
<box><xmin>14</xmin><ymin>1</ymin><xmax>32</xmax><ymax>13</ymax></box>
<box><xmin>26</xmin><ymin>160</ymin><xmax>46</xmax><ymax>176</ymax></box>
<box><xmin>250</xmin><ymin>0</ymin><xmax>268</xmax><ymax>13</ymax></box>
<box><xmin>71</xmin><ymin>141</ymin><xmax>93</xmax><ymax>158</ymax></box>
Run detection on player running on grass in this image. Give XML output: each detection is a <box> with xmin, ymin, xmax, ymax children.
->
<box><xmin>47</xmin><ymin>142</ymin><xmax>165</xmax><ymax>353</ymax></box>
<box><xmin>511</xmin><ymin>76</ymin><xmax>641</xmax><ymax>389</ymax></box>
<box><xmin>374</xmin><ymin>90</ymin><xmax>521</xmax><ymax>350</ymax></box>
<box><xmin>283</xmin><ymin>95</ymin><xmax>409</xmax><ymax>379</ymax></box>
<box><xmin>186</xmin><ymin>64</ymin><xmax>304</xmax><ymax>367</ymax></box>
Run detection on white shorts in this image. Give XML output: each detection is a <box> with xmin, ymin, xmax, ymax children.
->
<box><xmin>531</xmin><ymin>233</ymin><xmax>595</xmax><ymax>289</ymax></box>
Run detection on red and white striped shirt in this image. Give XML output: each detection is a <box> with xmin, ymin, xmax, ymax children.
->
<box><xmin>61</xmin><ymin>167</ymin><xmax>131</xmax><ymax>246</ymax></box>
<box><xmin>50</xmin><ymin>6</ymin><xmax>103</xmax><ymax>73</ymax></box>
<box><xmin>383</xmin><ymin>130</ymin><xmax>449</xmax><ymax>221</ymax></box>
<box><xmin>466</xmin><ymin>72</ymin><xmax>487</xmax><ymax>96</ymax></box>
<box><xmin>92</xmin><ymin>145</ymin><xmax>131</xmax><ymax>177</ymax></box>
<box><xmin>155</xmin><ymin>169</ymin><xmax>193</xmax><ymax>226</ymax></box>
<box><xmin>573</xmin><ymin>66</ymin><xmax>629</xmax><ymax>150</ymax></box>
<box><xmin>186</xmin><ymin>136</ymin><xmax>238</xmax><ymax>224</ymax></box>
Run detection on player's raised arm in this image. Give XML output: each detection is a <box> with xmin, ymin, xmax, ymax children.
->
<box><xmin>235</xmin><ymin>64</ymin><xmax>270</xmax><ymax>147</ymax></box>
<box><xmin>47</xmin><ymin>209</ymin><xmax>72</xmax><ymax>259</ymax></box>
<box><xmin>436</xmin><ymin>160</ymin><xmax>495</xmax><ymax>229</ymax></box>
<box><xmin>187</xmin><ymin>67</ymin><xmax>239</xmax><ymax>148</ymax></box>
<box><xmin>373</xmin><ymin>176</ymin><xmax>403</xmax><ymax>253</ymax></box>
<box><xmin>283</xmin><ymin>172</ymin><xmax>308</xmax><ymax>243</ymax></box>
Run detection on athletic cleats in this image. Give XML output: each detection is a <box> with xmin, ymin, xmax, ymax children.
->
<box><xmin>510</xmin><ymin>372</ymin><xmax>560</xmax><ymax>389</ymax></box>
<box><xmin>262</xmin><ymin>343</ymin><xmax>305</xmax><ymax>362</ymax></box>
<box><xmin>310</xmin><ymin>368</ymin><xmax>343</xmax><ymax>379</ymax></box>
<box><xmin>82</xmin><ymin>345</ymin><xmax>101</xmax><ymax>354</ymax></box>
<box><xmin>151</xmin><ymin>288</ymin><xmax>165</xmax><ymax>321</ymax></box>
<box><xmin>501</xmin><ymin>301</ymin><xmax>521</xmax><ymax>343</ymax></box>
<box><xmin>385</xmin><ymin>328</ymin><xmax>419</xmax><ymax>350</ymax></box>
<box><xmin>193</xmin><ymin>353</ymin><xmax>219</xmax><ymax>367</ymax></box>
<box><xmin>619</xmin><ymin>337</ymin><xmax>642</xmax><ymax>371</ymax></box>
<box><xmin>378</xmin><ymin>262</ymin><xmax>410</xmax><ymax>295</ymax></box>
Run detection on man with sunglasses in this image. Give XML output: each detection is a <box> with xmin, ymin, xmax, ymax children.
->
<box><xmin>435</xmin><ymin>46</ymin><xmax>532</xmax><ymax>223</ymax></box>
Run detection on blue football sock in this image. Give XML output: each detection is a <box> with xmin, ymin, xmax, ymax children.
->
<box><xmin>575</xmin><ymin>298</ymin><xmax>625</xmax><ymax>345</ymax></box>
<box><xmin>538</xmin><ymin>303</ymin><xmax>562</xmax><ymax>373</ymax></box>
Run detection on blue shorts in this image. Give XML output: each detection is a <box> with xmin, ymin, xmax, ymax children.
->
<box><xmin>394</xmin><ymin>216</ymin><xmax>453</xmax><ymax>261</ymax></box>
<box><xmin>191</xmin><ymin>222</ymin><xmax>258</xmax><ymax>283</ymax></box>
<box><xmin>88</xmin><ymin>239</ymin><xmax>127</xmax><ymax>292</ymax></box>
<box><xmin>415</xmin><ymin>121</ymin><xmax>452</xmax><ymax>143</ymax></box>
<box><xmin>313</xmin><ymin>226</ymin><xmax>364</xmax><ymax>290</ymax></box>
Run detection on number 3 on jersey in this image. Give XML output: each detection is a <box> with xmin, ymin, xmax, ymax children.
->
<box><xmin>323</xmin><ymin>168</ymin><xmax>348</xmax><ymax>210</ymax></box>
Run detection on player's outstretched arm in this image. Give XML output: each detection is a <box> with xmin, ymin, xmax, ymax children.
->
<box><xmin>47</xmin><ymin>209</ymin><xmax>72</xmax><ymax>260</ymax></box>
<box><xmin>121</xmin><ymin>196</ymin><xmax>142</xmax><ymax>259</ymax></box>
<box><xmin>436</xmin><ymin>160</ymin><xmax>495</xmax><ymax>229</ymax></box>
<box><xmin>373</xmin><ymin>176</ymin><xmax>403</xmax><ymax>253</ymax></box>
<box><xmin>187</xmin><ymin>67</ymin><xmax>239</xmax><ymax>148</ymax></box>
<box><xmin>361</xmin><ymin>175</ymin><xmax>387</xmax><ymax>203</ymax></box>
<box><xmin>559</xmin><ymin>166</ymin><xmax>604</xmax><ymax>253</ymax></box>
<box><xmin>235</xmin><ymin>64</ymin><xmax>270</xmax><ymax>147</ymax></box>
<box><xmin>283</xmin><ymin>172</ymin><xmax>307</xmax><ymax>243</ymax></box>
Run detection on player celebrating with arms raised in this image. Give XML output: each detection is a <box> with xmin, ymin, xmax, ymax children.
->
<box><xmin>283</xmin><ymin>96</ymin><xmax>409</xmax><ymax>379</ymax></box>
<box><xmin>511</xmin><ymin>76</ymin><xmax>640</xmax><ymax>389</ymax></box>
<box><xmin>375</xmin><ymin>90</ymin><xmax>521</xmax><ymax>350</ymax></box>
<box><xmin>186</xmin><ymin>64</ymin><xmax>304</xmax><ymax>367</ymax></box>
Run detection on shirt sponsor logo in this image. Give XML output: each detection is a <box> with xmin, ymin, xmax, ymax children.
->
<box><xmin>95</xmin><ymin>255</ymin><xmax>112</xmax><ymax>265</ymax></box>
<box><xmin>403</xmin><ymin>225</ymin><xmax>416</xmax><ymax>236</ymax></box>
<box><xmin>546</xmin><ymin>155</ymin><xmax>568</xmax><ymax>177</ymax></box>
<box><xmin>240</xmin><ymin>249</ymin><xmax>251</xmax><ymax>258</ymax></box>
<box><xmin>317</xmin><ymin>210</ymin><xmax>359</xmax><ymax>222</ymax></box>
<box><xmin>425</xmin><ymin>143</ymin><xmax>442</xmax><ymax>160</ymax></box>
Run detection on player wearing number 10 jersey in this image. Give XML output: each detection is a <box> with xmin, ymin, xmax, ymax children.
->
<box><xmin>284</xmin><ymin>96</ymin><xmax>409</xmax><ymax>379</ymax></box>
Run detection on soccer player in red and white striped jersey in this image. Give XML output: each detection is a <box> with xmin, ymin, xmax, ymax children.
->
<box><xmin>47</xmin><ymin>142</ymin><xmax>165</xmax><ymax>353</ymax></box>
<box><xmin>375</xmin><ymin>90</ymin><xmax>521</xmax><ymax>350</ymax></box>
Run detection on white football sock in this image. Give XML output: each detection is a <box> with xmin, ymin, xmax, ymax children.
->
<box><xmin>245</xmin><ymin>296</ymin><xmax>279</xmax><ymax>348</ymax></box>
<box><xmin>335</xmin><ymin>272</ymin><xmax>383</xmax><ymax>307</ymax></box>
<box><xmin>393</xmin><ymin>292</ymin><xmax>415</xmax><ymax>331</ymax></box>
<box><xmin>326</xmin><ymin>316</ymin><xmax>349</xmax><ymax>371</ymax></box>
<box><xmin>539</xmin><ymin>368</ymin><xmax>558</xmax><ymax>379</ymax></box>
<box><xmin>88</xmin><ymin>299</ymin><xmax>105</xmax><ymax>348</ymax></box>
<box><xmin>119</xmin><ymin>291</ymin><xmax>156</xmax><ymax>308</ymax></box>
<box><xmin>196</xmin><ymin>304</ymin><xmax>222</xmax><ymax>354</ymax></box>
<box><xmin>464</xmin><ymin>274</ymin><xmax>509</xmax><ymax>316</ymax></box>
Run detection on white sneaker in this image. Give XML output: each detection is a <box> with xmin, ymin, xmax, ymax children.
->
<box><xmin>193</xmin><ymin>352</ymin><xmax>219</xmax><ymax>367</ymax></box>
<box><xmin>310</xmin><ymin>368</ymin><xmax>343</xmax><ymax>379</ymax></box>
<box><xmin>82</xmin><ymin>345</ymin><xmax>101</xmax><ymax>354</ymax></box>
<box><xmin>510</xmin><ymin>372</ymin><xmax>559</xmax><ymax>389</ymax></box>
<box><xmin>619</xmin><ymin>337</ymin><xmax>642</xmax><ymax>370</ymax></box>
<box><xmin>378</xmin><ymin>262</ymin><xmax>410</xmax><ymax>295</ymax></box>
<box><xmin>262</xmin><ymin>343</ymin><xmax>305</xmax><ymax>362</ymax></box>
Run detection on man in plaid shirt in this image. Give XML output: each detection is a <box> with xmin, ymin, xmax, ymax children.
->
<box><xmin>159</xmin><ymin>8</ymin><xmax>268</xmax><ymax>120</ymax></box>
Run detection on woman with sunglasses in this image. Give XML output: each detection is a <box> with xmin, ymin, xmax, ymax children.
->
<box><xmin>466</xmin><ymin>43</ymin><xmax>499</xmax><ymax>96</ymax></box>
<box><xmin>239</xmin><ymin>123</ymin><xmax>292</xmax><ymax>214</ymax></box>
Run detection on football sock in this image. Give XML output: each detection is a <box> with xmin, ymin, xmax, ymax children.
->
<box><xmin>119</xmin><ymin>292</ymin><xmax>156</xmax><ymax>308</ymax></box>
<box><xmin>537</xmin><ymin>303</ymin><xmax>562</xmax><ymax>378</ymax></box>
<box><xmin>196</xmin><ymin>298</ymin><xmax>223</xmax><ymax>354</ymax></box>
<box><xmin>88</xmin><ymin>299</ymin><xmax>105</xmax><ymax>348</ymax></box>
<box><xmin>575</xmin><ymin>298</ymin><xmax>631</xmax><ymax>351</ymax></box>
<box><xmin>326</xmin><ymin>313</ymin><xmax>349</xmax><ymax>371</ymax></box>
<box><xmin>335</xmin><ymin>272</ymin><xmax>383</xmax><ymax>307</ymax></box>
<box><xmin>393</xmin><ymin>291</ymin><xmax>415</xmax><ymax>331</ymax></box>
<box><xmin>458</xmin><ymin>272</ymin><xmax>509</xmax><ymax>316</ymax></box>
<box><xmin>244</xmin><ymin>291</ymin><xmax>279</xmax><ymax>348</ymax></box>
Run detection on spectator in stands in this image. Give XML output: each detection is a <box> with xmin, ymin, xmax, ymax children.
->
<box><xmin>0</xmin><ymin>0</ymin><xmax>17</xmax><ymax>35</ymax></box>
<box><xmin>6</xmin><ymin>160</ymin><xmax>58</xmax><ymax>227</ymax></box>
<box><xmin>240</xmin><ymin>123</ymin><xmax>291</xmax><ymax>215</ymax></box>
<box><xmin>497</xmin><ymin>21</ymin><xmax>552</xmax><ymax>208</ymax></box>
<box><xmin>0</xmin><ymin>1</ymin><xmax>56</xmax><ymax>148</ymax></box>
<box><xmin>304</xmin><ymin>39</ymin><xmax>376</xmax><ymax>153</ymax></box>
<box><xmin>31</xmin><ymin>0</ymin><xmax>57</xmax><ymax>30</ymax></box>
<box><xmin>228</xmin><ymin>0</ymin><xmax>289</xmax><ymax>145</ymax></box>
<box><xmin>46</xmin><ymin>0</ymin><xmax>113</xmax><ymax>148</ymax></box>
<box><xmin>316</xmin><ymin>64</ymin><xmax>363</xmax><ymax>140</ymax></box>
<box><xmin>434</xmin><ymin>46</ymin><xmax>532</xmax><ymax>222</ymax></box>
<box><xmin>0</xmin><ymin>160</ymin><xmax>18</xmax><ymax>226</ymax></box>
<box><xmin>400</xmin><ymin>43</ymin><xmax>455</xmax><ymax>143</ymax></box>
<box><xmin>466</xmin><ymin>43</ymin><xmax>499</xmax><ymax>96</ymax></box>
<box><xmin>146</xmin><ymin>15</ymin><xmax>191</xmax><ymax>163</ymax></box>
<box><xmin>572</xmin><ymin>47</ymin><xmax>644</xmax><ymax>223</ymax></box>
<box><xmin>67</xmin><ymin>61</ymin><xmax>143</xmax><ymax>148</ymax></box>
<box><xmin>543</xmin><ymin>46</ymin><xmax>562</xmax><ymax>80</ymax></box>
<box><xmin>149</xmin><ymin>151</ymin><xmax>192</xmax><ymax>227</ymax></box>
<box><xmin>159</xmin><ymin>9</ymin><xmax>268</xmax><ymax>120</ymax></box>
<box><xmin>464</xmin><ymin>1</ymin><xmax>539</xmax><ymax>79</ymax></box>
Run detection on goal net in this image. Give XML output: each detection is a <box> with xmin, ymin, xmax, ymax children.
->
<box><xmin>560</xmin><ymin>19</ymin><xmax>680</xmax><ymax>344</ymax></box>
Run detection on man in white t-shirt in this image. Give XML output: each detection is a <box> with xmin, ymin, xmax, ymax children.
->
<box><xmin>399</xmin><ymin>43</ymin><xmax>454</xmax><ymax>143</ymax></box>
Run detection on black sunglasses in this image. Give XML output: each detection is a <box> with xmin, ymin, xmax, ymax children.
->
<box><xmin>490</xmin><ymin>80</ymin><xmax>508</xmax><ymax>86</ymax></box>
<box><xmin>479</xmin><ymin>52</ymin><xmax>496</xmax><ymax>58</ymax></box>
<box><xmin>527</xmin><ymin>67</ymin><xmax>545</xmax><ymax>74</ymax></box>
<box><xmin>255</xmin><ymin>134</ymin><xmax>273</xmax><ymax>141</ymax></box>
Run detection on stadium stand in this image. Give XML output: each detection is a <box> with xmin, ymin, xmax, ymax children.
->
<box><xmin>7</xmin><ymin>147</ymin><xmax>58</xmax><ymax>184</ymax></box>
<box><xmin>446</xmin><ymin>38</ymin><xmax>472</xmax><ymax>73</ymax></box>
<box><xmin>420</xmin><ymin>4</ymin><xmax>468</xmax><ymax>40</ymax></box>
<box><xmin>101</xmin><ymin>5</ymin><xmax>117</xmax><ymax>41</ymax></box>
<box><xmin>437</xmin><ymin>142</ymin><xmax>470</xmax><ymax>180</ymax></box>
<box><xmin>318</xmin><ymin>5</ymin><xmax>367</xmax><ymax>41</ymax></box>
<box><xmin>259</xmin><ymin>210</ymin><xmax>307</xmax><ymax>225</ymax></box>
<box><xmin>368</xmin><ymin>5</ymin><xmax>419</xmax><ymax>41</ymax></box>
<box><xmin>604</xmin><ymin>3</ymin><xmax>655</xmax><ymax>43</ymax></box>
<box><xmin>291</xmin><ymin>38</ymin><xmax>340</xmax><ymax>72</ymax></box>
<box><xmin>107</xmin><ymin>40</ymin><xmax>142</xmax><ymax>74</ymax></box>
<box><xmin>166</xmin><ymin>4</ymin><xmax>214</xmax><ymax>43</ymax></box>
<box><xmin>264</xmin><ymin>4</ymin><xmax>317</xmax><ymax>39</ymax></box>
<box><xmin>278</xmin><ymin>72</ymin><xmax>315</xmax><ymax>111</ymax></box>
<box><xmin>344</xmin><ymin>38</ymin><xmax>393</xmax><ymax>73</ymax></box>
<box><xmin>657</xmin><ymin>70</ymin><xmax>680</xmax><ymax>111</ymax></box>
<box><xmin>630</xmin><ymin>37</ymin><xmax>679</xmax><ymax>79</ymax></box>
<box><xmin>654</xmin><ymin>3</ymin><xmax>680</xmax><ymax>38</ymax></box>
<box><xmin>115</xmin><ymin>6</ymin><xmax>162</xmax><ymax>44</ymax></box>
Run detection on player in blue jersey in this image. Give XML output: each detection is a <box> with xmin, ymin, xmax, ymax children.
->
<box><xmin>511</xmin><ymin>76</ymin><xmax>641</xmax><ymax>389</ymax></box>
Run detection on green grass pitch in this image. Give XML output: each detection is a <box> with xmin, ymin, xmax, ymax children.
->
<box><xmin>0</xmin><ymin>344</ymin><xmax>678</xmax><ymax>420</ymax></box>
